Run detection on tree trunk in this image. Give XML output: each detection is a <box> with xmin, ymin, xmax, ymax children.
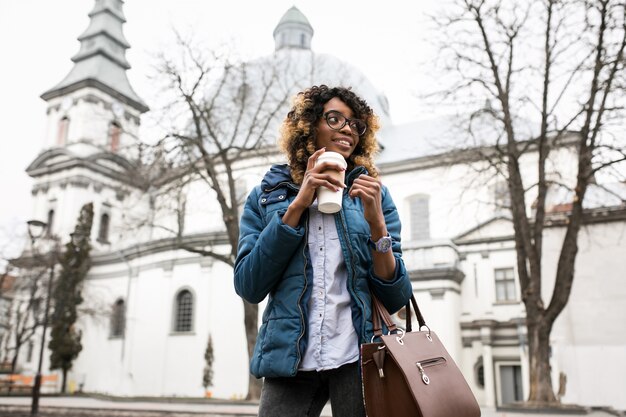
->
<box><xmin>526</xmin><ymin>317</ymin><xmax>557</xmax><ymax>403</ymax></box>
<box><xmin>61</xmin><ymin>368</ymin><xmax>67</xmax><ymax>393</ymax></box>
<box><xmin>243</xmin><ymin>301</ymin><xmax>262</xmax><ymax>400</ymax></box>
<box><xmin>10</xmin><ymin>345</ymin><xmax>20</xmax><ymax>374</ymax></box>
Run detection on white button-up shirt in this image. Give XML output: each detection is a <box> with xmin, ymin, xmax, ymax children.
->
<box><xmin>300</xmin><ymin>202</ymin><xmax>360</xmax><ymax>371</ymax></box>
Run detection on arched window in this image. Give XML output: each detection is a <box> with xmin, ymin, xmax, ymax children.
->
<box><xmin>110</xmin><ymin>299</ymin><xmax>125</xmax><ymax>338</ymax></box>
<box><xmin>109</xmin><ymin>122</ymin><xmax>121</xmax><ymax>152</ymax></box>
<box><xmin>300</xmin><ymin>33</ymin><xmax>305</xmax><ymax>47</ymax></box>
<box><xmin>174</xmin><ymin>289</ymin><xmax>194</xmax><ymax>332</ymax></box>
<box><xmin>57</xmin><ymin>117</ymin><xmax>70</xmax><ymax>145</ymax></box>
<box><xmin>408</xmin><ymin>194</ymin><xmax>430</xmax><ymax>241</ymax></box>
<box><xmin>474</xmin><ymin>357</ymin><xmax>485</xmax><ymax>388</ymax></box>
<box><xmin>46</xmin><ymin>209</ymin><xmax>55</xmax><ymax>237</ymax></box>
<box><xmin>98</xmin><ymin>213</ymin><xmax>110</xmax><ymax>243</ymax></box>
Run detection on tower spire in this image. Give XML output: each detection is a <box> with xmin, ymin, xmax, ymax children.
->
<box><xmin>41</xmin><ymin>0</ymin><xmax>148</xmax><ymax>113</ymax></box>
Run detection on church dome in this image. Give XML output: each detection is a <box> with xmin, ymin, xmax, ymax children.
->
<box><xmin>203</xmin><ymin>7</ymin><xmax>391</xmax><ymax>149</ymax></box>
<box><xmin>247</xmin><ymin>48</ymin><xmax>391</xmax><ymax>124</ymax></box>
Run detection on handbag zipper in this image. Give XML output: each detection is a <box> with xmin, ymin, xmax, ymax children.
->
<box><xmin>415</xmin><ymin>357</ymin><xmax>446</xmax><ymax>385</ymax></box>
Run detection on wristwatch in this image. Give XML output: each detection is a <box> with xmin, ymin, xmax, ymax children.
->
<box><xmin>368</xmin><ymin>233</ymin><xmax>392</xmax><ymax>253</ymax></box>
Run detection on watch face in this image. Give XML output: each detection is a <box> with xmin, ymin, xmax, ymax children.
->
<box><xmin>377</xmin><ymin>237</ymin><xmax>392</xmax><ymax>253</ymax></box>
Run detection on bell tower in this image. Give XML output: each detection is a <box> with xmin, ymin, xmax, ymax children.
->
<box><xmin>27</xmin><ymin>0</ymin><xmax>148</xmax><ymax>244</ymax></box>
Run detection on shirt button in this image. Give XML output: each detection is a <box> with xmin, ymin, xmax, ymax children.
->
<box><xmin>319</xmin><ymin>247</ymin><xmax>323</xmax><ymax>251</ymax></box>
<box><xmin>319</xmin><ymin>226</ymin><xmax>322</xmax><ymax>230</ymax></box>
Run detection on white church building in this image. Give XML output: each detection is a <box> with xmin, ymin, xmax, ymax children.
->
<box><xmin>13</xmin><ymin>0</ymin><xmax>626</xmax><ymax>411</ymax></box>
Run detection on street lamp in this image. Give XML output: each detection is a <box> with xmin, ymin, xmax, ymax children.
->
<box><xmin>27</xmin><ymin>221</ymin><xmax>85</xmax><ymax>415</ymax></box>
<box><xmin>27</xmin><ymin>219</ymin><xmax>53</xmax><ymax>416</ymax></box>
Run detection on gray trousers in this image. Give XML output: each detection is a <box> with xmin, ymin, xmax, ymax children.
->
<box><xmin>257</xmin><ymin>361</ymin><xmax>366</xmax><ymax>417</ymax></box>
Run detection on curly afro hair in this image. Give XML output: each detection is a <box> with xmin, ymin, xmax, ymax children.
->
<box><xmin>278</xmin><ymin>85</ymin><xmax>380</xmax><ymax>184</ymax></box>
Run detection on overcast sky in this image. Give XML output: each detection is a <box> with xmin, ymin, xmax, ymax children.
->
<box><xmin>0</xmin><ymin>0</ymin><xmax>440</xmax><ymax>256</ymax></box>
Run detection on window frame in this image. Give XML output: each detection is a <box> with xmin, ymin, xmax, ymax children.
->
<box><xmin>407</xmin><ymin>193</ymin><xmax>431</xmax><ymax>241</ymax></box>
<box><xmin>109</xmin><ymin>121</ymin><xmax>121</xmax><ymax>152</ymax></box>
<box><xmin>172</xmin><ymin>288</ymin><xmax>195</xmax><ymax>334</ymax></box>
<box><xmin>98</xmin><ymin>212</ymin><xmax>110</xmax><ymax>243</ymax></box>
<box><xmin>494</xmin><ymin>267</ymin><xmax>517</xmax><ymax>302</ymax></box>
<box><xmin>110</xmin><ymin>298</ymin><xmax>125</xmax><ymax>339</ymax></box>
<box><xmin>57</xmin><ymin>116</ymin><xmax>70</xmax><ymax>146</ymax></box>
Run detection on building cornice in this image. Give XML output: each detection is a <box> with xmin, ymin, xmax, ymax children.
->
<box><xmin>378</xmin><ymin>131</ymin><xmax>580</xmax><ymax>175</ymax></box>
<box><xmin>41</xmin><ymin>78</ymin><xmax>149</xmax><ymax>113</ymax></box>
<box><xmin>409</xmin><ymin>266</ymin><xmax>465</xmax><ymax>284</ymax></box>
<box><xmin>92</xmin><ymin>231</ymin><xmax>230</xmax><ymax>266</ymax></box>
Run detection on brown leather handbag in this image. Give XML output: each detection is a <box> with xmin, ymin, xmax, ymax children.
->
<box><xmin>361</xmin><ymin>294</ymin><xmax>481</xmax><ymax>417</ymax></box>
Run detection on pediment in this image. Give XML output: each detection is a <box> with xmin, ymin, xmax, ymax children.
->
<box><xmin>25</xmin><ymin>148</ymin><xmax>142</xmax><ymax>188</ymax></box>
<box><xmin>87</xmin><ymin>152</ymin><xmax>136</xmax><ymax>174</ymax></box>
<box><xmin>454</xmin><ymin>216</ymin><xmax>514</xmax><ymax>243</ymax></box>
<box><xmin>26</xmin><ymin>148</ymin><xmax>74</xmax><ymax>173</ymax></box>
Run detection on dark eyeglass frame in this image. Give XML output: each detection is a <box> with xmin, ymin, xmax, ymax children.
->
<box><xmin>323</xmin><ymin>110</ymin><xmax>367</xmax><ymax>136</ymax></box>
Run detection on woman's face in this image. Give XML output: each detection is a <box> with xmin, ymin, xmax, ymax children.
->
<box><xmin>314</xmin><ymin>97</ymin><xmax>361</xmax><ymax>159</ymax></box>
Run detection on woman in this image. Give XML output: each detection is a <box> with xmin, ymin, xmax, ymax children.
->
<box><xmin>234</xmin><ymin>85</ymin><xmax>412</xmax><ymax>417</ymax></box>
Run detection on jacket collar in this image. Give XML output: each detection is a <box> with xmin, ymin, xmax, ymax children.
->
<box><xmin>261</xmin><ymin>164</ymin><xmax>294</xmax><ymax>192</ymax></box>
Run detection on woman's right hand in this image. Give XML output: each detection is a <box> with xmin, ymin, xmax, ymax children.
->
<box><xmin>282</xmin><ymin>148</ymin><xmax>346</xmax><ymax>227</ymax></box>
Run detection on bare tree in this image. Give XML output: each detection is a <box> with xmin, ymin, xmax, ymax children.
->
<box><xmin>134</xmin><ymin>33</ymin><xmax>306</xmax><ymax>399</ymax></box>
<box><xmin>431</xmin><ymin>0</ymin><xmax>625</xmax><ymax>405</ymax></box>
<box><xmin>5</xmin><ymin>267</ymin><xmax>48</xmax><ymax>375</ymax></box>
<box><xmin>0</xmin><ymin>227</ymin><xmax>42</xmax><ymax>375</ymax></box>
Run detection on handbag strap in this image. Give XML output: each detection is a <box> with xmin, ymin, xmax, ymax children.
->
<box><xmin>371</xmin><ymin>293</ymin><xmax>427</xmax><ymax>334</ymax></box>
<box><xmin>404</xmin><ymin>295</ymin><xmax>427</xmax><ymax>332</ymax></box>
<box><xmin>371</xmin><ymin>294</ymin><xmax>397</xmax><ymax>338</ymax></box>
<box><xmin>372</xmin><ymin>295</ymin><xmax>383</xmax><ymax>338</ymax></box>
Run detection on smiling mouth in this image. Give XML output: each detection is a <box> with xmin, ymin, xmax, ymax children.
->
<box><xmin>333</xmin><ymin>138</ymin><xmax>352</xmax><ymax>147</ymax></box>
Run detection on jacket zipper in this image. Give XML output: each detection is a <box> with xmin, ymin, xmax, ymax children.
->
<box><xmin>293</xmin><ymin>215</ymin><xmax>309</xmax><ymax>374</ymax></box>
<box><xmin>415</xmin><ymin>357</ymin><xmax>446</xmax><ymax>385</ymax></box>
<box><xmin>338</xmin><ymin>209</ymin><xmax>367</xmax><ymax>343</ymax></box>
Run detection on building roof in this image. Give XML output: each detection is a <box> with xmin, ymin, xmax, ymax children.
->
<box><xmin>377</xmin><ymin>114</ymin><xmax>541</xmax><ymax>165</ymax></box>
<box><xmin>40</xmin><ymin>0</ymin><xmax>148</xmax><ymax>113</ymax></box>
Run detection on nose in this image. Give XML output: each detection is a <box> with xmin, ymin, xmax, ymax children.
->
<box><xmin>339</xmin><ymin>121</ymin><xmax>354</xmax><ymax>135</ymax></box>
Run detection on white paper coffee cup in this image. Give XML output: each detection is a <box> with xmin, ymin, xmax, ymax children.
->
<box><xmin>315</xmin><ymin>151</ymin><xmax>347</xmax><ymax>214</ymax></box>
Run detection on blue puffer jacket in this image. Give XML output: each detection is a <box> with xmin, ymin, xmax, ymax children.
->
<box><xmin>234</xmin><ymin>164</ymin><xmax>412</xmax><ymax>378</ymax></box>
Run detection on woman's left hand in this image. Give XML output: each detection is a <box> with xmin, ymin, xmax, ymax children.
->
<box><xmin>349</xmin><ymin>174</ymin><xmax>385</xmax><ymax>229</ymax></box>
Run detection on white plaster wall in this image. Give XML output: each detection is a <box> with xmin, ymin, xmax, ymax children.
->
<box><xmin>44</xmin><ymin>88</ymin><xmax>140</xmax><ymax>155</ymax></box>
<box><xmin>71</xmin><ymin>274</ymin><xmax>130</xmax><ymax>394</ymax></box>
<box><xmin>412</xmin><ymin>281</ymin><xmax>463</xmax><ymax>362</ymax></box>
<box><xmin>542</xmin><ymin>221</ymin><xmax>626</xmax><ymax>409</ymax></box>
<box><xmin>67</xmin><ymin>245</ymin><xmax>252</xmax><ymax>399</ymax></box>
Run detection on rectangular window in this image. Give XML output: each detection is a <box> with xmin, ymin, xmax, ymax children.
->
<box><xmin>409</xmin><ymin>194</ymin><xmax>430</xmax><ymax>241</ymax></box>
<box><xmin>491</xmin><ymin>181</ymin><xmax>511</xmax><ymax>214</ymax></box>
<box><xmin>109</xmin><ymin>123</ymin><xmax>121</xmax><ymax>152</ymax></box>
<box><xmin>26</xmin><ymin>342</ymin><xmax>34</xmax><ymax>363</ymax></box>
<box><xmin>495</xmin><ymin>268</ymin><xmax>517</xmax><ymax>301</ymax></box>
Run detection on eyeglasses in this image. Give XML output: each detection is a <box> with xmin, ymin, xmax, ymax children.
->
<box><xmin>323</xmin><ymin>110</ymin><xmax>367</xmax><ymax>136</ymax></box>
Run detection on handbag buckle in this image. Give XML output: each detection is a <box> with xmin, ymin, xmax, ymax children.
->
<box><xmin>395</xmin><ymin>328</ymin><xmax>405</xmax><ymax>345</ymax></box>
<box><xmin>420</xmin><ymin>325</ymin><xmax>433</xmax><ymax>342</ymax></box>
